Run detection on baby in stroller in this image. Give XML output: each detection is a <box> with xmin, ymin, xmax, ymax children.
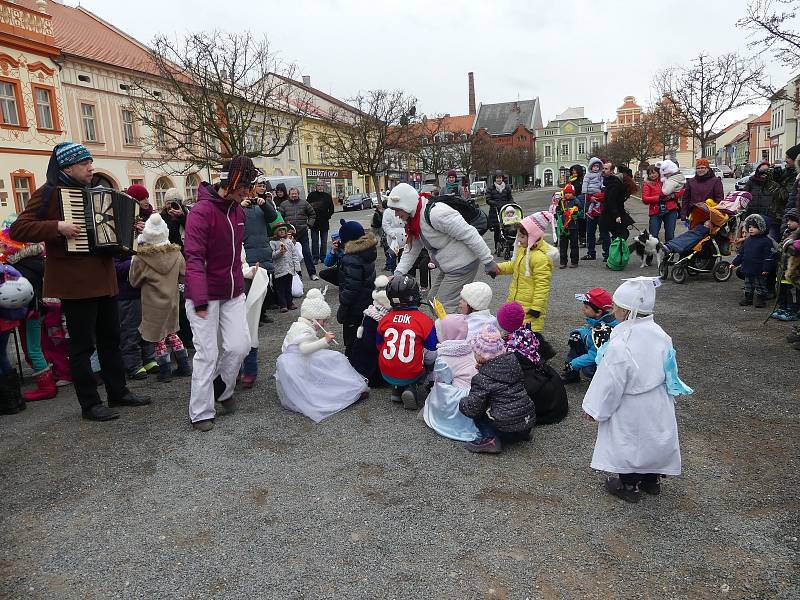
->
<box><xmin>497</xmin><ymin>203</ymin><xmax>524</xmax><ymax>260</ymax></box>
<box><xmin>659</xmin><ymin>192</ymin><xmax>750</xmax><ymax>283</ymax></box>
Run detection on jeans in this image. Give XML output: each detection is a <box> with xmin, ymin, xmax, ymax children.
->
<box><xmin>310</xmin><ymin>228</ymin><xmax>328</xmax><ymax>263</ymax></box>
<box><xmin>744</xmin><ymin>274</ymin><xmax>768</xmax><ymax>298</ymax></box>
<box><xmin>649</xmin><ymin>211</ymin><xmax>679</xmax><ymax>242</ymax></box>
<box><xmin>241</xmin><ymin>347</ymin><xmax>258</xmax><ymax>377</ymax></box>
<box><xmin>0</xmin><ymin>330</ymin><xmax>12</xmax><ymax>376</ymax></box>
<box><xmin>475</xmin><ymin>416</ymin><xmax>532</xmax><ymax>443</ymax></box>
<box><xmin>586</xmin><ymin>217</ymin><xmax>610</xmax><ymax>258</ymax></box>
<box><xmin>61</xmin><ymin>296</ymin><xmax>129</xmax><ymax>411</ymax></box>
<box><xmin>118</xmin><ymin>298</ymin><xmax>155</xmax><ymax>372</ymax></box>
<box><xmin>295</xmin><ymin>229</ymin><xmax>317</xmax><ymax>276</ymax></box>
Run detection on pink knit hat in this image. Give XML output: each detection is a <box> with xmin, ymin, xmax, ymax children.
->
<box><xmin>521</xmin><ymin>211</ymin><xmax>555</xmax><ymax>248</ymax></box>
<box><xmin>496</xmin><ymin>301</ymin><xmax>525</xmax><ymax>334</ymax></box>
<box><xmin>435</xmin><ymin>314</ymin><xmax>468</xmax><ymax>342</ymax></box>
<box><xmin>471</xmin><ymin>327</ymin><xmax>506</xmax><ymax>362</ymax></box>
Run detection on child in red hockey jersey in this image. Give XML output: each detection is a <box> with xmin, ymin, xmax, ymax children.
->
<box><xmin>377</xmin><ymin>275</ymin><xmax>437</xmax><ymax>410</ymax></box>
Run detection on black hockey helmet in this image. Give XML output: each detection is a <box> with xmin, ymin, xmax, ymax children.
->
<box><xmin>386</xmin><ymin>274</ymin><xmax>421</xmax><ymax>308</ymax></box>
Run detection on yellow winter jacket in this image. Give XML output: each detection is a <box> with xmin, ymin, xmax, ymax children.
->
<box><xmin>498</xmin><ymin>239</ymin><xmax>554</xmax><ymax>332</ymax></box>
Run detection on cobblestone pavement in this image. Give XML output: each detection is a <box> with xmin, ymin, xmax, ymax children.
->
<box><xmin>1</xmin><ymin>187</ymin><xmax>797</xmax><ymax>599</ymax></box>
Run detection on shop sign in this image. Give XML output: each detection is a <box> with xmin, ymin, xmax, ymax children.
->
<box><xmin>306</xmin><ymin>168</ymin><xmax>352</xmax><ymax>179</ymax></box>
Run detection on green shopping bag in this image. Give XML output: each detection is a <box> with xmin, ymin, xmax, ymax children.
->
<box><xmin>606</xmin><ymin>237</ymin><xmax>631</xmax><ymax>271</ymax></box>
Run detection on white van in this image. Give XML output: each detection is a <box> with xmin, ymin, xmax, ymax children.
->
<box><xmin>469</xmin><ymin>181</ymin><xmax>487</xmax><ymax>196</ymax></box>
<box><xmin>264</xmin><ymin>175</ymin><xmax>305</xmax><ymax>200</ymax></box>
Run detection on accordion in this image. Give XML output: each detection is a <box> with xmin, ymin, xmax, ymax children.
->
<box><xmin>58</xmin><ymin>187</ymin><xmax>138</xmax><ymax>255</ymax></box>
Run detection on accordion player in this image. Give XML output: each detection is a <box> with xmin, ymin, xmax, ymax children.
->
<box><xmin>58</xmin><ymin>187</ymin><xmax>138</xmax><ymax>255</ymax></box>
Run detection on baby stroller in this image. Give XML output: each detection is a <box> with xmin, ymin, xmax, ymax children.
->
<box><xmin>659</xmin><ymin>195</ymin><xmax>748</xmax><ymax>284</ymax></box>
<box><xmin>497</xmin><ymin>203</ymin><xmax>524</xmax><ymax>260</ymax></box>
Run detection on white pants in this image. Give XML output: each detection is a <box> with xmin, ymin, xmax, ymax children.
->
<box><xmin>186</xmin><ymin>295</ymin><xmax>250</xmax><ymax>423</ymax></box>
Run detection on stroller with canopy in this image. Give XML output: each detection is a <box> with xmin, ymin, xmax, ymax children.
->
<box><xmin>497</xmin><ymin>203</ymin><xmax>524</xmax><ymax>260</ymax></box>
<box><xmin>659</xmin><ymin>192</ymin><xmax>750</xmax><ymax>284</ymax></box>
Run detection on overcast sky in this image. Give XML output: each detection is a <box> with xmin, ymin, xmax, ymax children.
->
<box><xmin>74</xmin><ymin>0</ymin><xmax>791</xmax><ymax>127</ymax></box>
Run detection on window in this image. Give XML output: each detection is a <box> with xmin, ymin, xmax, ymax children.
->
<box><xmin>544</xmin><ymin>145</ymin><xmax>551</xmax><ymax>158</ymax></box>
<box><xmin>154</xmin><ymin>177</ymin><xmax>173</xmax><ymax>209</ymax></box>
<box><xmin>592</xmin><ymin>141</ymin><xmax>599</xmax><ymax>152</ymax></box>
<box><xmin>129</xmin><ymin>178</ymin><xmax>144</xmax><ymax>187</ymax></box>
<box><xmin>81</xmin><ymin>103</ymin><xmax>97</xmax><ymax>141</ymax></box>
<box><xmin>578</xmin><ymin>142</ymin><xmax>586</xmax><ymax>155</ymax></box>
<box><xmin>762</xmin><ymin>149</ymin><xmax>769</xmax><ymax>160</ymax></box>
<box><xmin>122</xmin><ymin>109</ymin><xmax>136</xmax><ymax>145</ymax></box>
<box><xmin>246</xmin><ymin>127</ymin><xmax>260</xmax><ymax>153</ymax></box>
<box><xmin>318</xmin><ymin>146</ymin><xmax>326</xmax><ymax>164</ymax></box>
<box><xmin>306</xmin><ymin>144</ymin><xmax>312</xmax><ymax>163</ymax></box>
<box><xmin>155</xmin><ymin>115</ymin><xmax>166</xmax><ymax>148</ymax></box>
<box><xmin>185</xmin><ymin>174</ymin><xmax>200</xmax><ymax>202</ymax></box>
<box><xmin>13</xmin><ymin>175</ymin><xmax>33</xmax><ymax>212</ymax></box>
<box><xmin>0</xmin><ymin>81</ymin><xmax>21</xmax><ymax>126</ymax></box>
<box><xmin>33</xmin><ymin>87</ymin><xmax>55</xmax><ymax>130</ymax></box>
<box><xmin>561</xmin><ymin>143</ymin><xmax>569</xmax><ymax>156</ymax></box>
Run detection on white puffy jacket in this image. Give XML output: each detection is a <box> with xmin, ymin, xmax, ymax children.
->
<box><xmin>396</xmin><ymin>199</ymin><xmax>493</xmax><ymax>275</ymax></box>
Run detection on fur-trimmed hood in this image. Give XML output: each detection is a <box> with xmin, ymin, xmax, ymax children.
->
<box><xmin>134</xmin><ymin>243</ymin><xmax>183</xmax><ymax>275</ymax></box>
<box><xmin>744</xmin><ymin>213</ymin><xmax>768</xmax><ymax>234</ymax></box>
<box><xmin>344</xmin><ymin>233</ymin><xmax>378</xmax><ymax>255</ymax></box>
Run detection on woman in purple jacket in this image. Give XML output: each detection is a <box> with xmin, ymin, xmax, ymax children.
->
<box><xmin>184</xmin><ymin>156</ymin><xmax>255</xmax><ymax>432</ymax></box>
<box><xmin>680</xmin><ymin>159</ymin><xmax>724</xmax><ymax>223</ymax></box>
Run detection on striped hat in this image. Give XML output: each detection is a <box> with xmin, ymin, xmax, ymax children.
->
<box><xmin>54</xmin><ymin>142</ymin><xmax>92</xmax><ymax>168</ymax></box>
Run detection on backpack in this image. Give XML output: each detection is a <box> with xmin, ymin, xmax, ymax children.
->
<box><xmin>606</xmin><ymin>236</ymin><xmax>631</xmax><ymax>271</ymax></box>
<box><xmin>424</xmin><ymin>194</ymin><xmax>488</xmax><ymax>236</ymax></box>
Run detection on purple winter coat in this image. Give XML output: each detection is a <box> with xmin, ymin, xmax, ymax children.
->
<box><xmin>681</xmin><ymin>173</ymin><xmax>724</xmax><ymax>219</ymax></box>
<box><xmin>184</xmin><ymin>182</ymin><xmax>245</xmax><ymax>307</ymax></box>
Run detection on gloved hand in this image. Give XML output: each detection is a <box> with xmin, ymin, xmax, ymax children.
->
<box><xmin>484</xmin><ymin>261</ymin><xmax>500</xmax><ymax>278</ymax></box>
<box><xmin>526</xmin><ymin>309</ymin><xmax>541</xmax><ymax>319</ymax></box>
<box><xmin>562</xmin><ymin>361</ymin><xmax>575</xmax><ymax>375</ymax></box>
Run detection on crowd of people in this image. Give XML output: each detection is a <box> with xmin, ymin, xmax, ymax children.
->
<box><xmin>4</xmin><ymin>138</ymin><xmax>796</xmax><ymax>504</ymax></box>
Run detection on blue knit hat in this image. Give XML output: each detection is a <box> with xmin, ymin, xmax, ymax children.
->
<box><xmin>54</xmin><ymin>142</ymin><xmax>92</xmax><ymax>168</ymax></box>
<box><xmin>338</xmin><ymin>219</ymin><xmax>365</xmax><ymax>244</ymax></box>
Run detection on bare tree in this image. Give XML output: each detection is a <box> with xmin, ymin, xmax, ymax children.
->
<box><xmin>739</xmin><ymin>0</ymin><xmax>800</xmax><ymax>69</ymax></box>
<box><xmin>654</xmin><ymin>53</ymin><xmax>765</xmax><ymax>158</ymax></box>
<box><xmin>318</xmin><ymin>89</ymin><xmax>416</xmax><ymax>198</ymax></box>
<box><xmin>451</xmin><ymin>134</ymin><xmax>476</xmax><ymax>182</ymax></box>
<box><xmin>616</xmin><ymin>115</ymin><xmax>662</xmax><ymax>171</ymax></box>
<box><xmin>413</xmin><ymin>115</ymin><xmax>455</xmax><ymax>185</ymax></box>
<box><xmin>127</xmin><ymin>31</ymin><xmax>308</xmax><ymax>175</ymax></box>
<box><xmin>649</xmin><ymin>99</ymin><xmax>684</xmax><ymax>160</ymax></box>
<box><xmin>592</xmin><ymin>141</ymin><xmax>637</xmax><ymax>169</ymax></box>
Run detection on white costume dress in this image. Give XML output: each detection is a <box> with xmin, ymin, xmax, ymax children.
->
<box><xmin>582</xmin><ymin>316</ymin><xmax>682</xmax><ymax>475</ymax></box>
<box><xmin>422</xmin><ymin>342</ymin><xmax>480</xmax><ymax>442</ymax></box>
<box><xmin>274</xmin><ymin>317</ymin><xmax>367</xmax><ymax>422</ymax></box>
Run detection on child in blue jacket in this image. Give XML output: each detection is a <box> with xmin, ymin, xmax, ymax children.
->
<box><xmin>733</xmin><ymin>214</ymin><xmax>777</xmax><ymax>308</ymax></box>
<box><xmin>562</xmin><ymin>287</ymin><xmax>618</xmax><ymax>383</ymax></box>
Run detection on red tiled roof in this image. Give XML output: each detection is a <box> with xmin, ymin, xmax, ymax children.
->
<box><xmin>752</xmin><ymin>107</ymin><xmax>771</xmax><ymax>124</ymax></box>
<box><xmin>16</xmin><ymin>0</ymin><xmax>159</xmax><ymax>75</ymax></box>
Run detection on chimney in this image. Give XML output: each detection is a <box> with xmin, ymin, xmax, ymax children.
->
<box><xmin>302</xmin><ymin>75</ymin><xmax>311</xmax><ymax>87</ymax></box>
<box><xmin>468</xmin><ymin>72</ymin><xmax>476</xmax><ymax>115</ymax></box>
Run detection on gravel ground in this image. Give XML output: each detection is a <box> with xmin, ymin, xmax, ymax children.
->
<box><xmin>1</xmin><ymin>187</ymin><xmax>798</xmax><ymax>600</ymax></box>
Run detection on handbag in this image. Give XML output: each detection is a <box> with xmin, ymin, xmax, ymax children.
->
<box><xmin>291</xmin><ymin>272</ymin><xmax>304</xmax><ymax>297</ymax></box>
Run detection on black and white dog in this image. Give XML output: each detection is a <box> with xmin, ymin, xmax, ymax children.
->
<box><xmin>628</xmin><ymin>229</ymin><xmax>663</xmax><ymax>269</ymax></box>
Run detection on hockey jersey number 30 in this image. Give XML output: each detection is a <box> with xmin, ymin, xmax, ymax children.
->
<box><xmin>377</xmin><ymin>308</ymin><xmax>437</xmax><ymax>382</ymax></box>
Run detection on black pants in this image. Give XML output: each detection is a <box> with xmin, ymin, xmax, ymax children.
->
<box><xmin>273</xmin><ymin>273</ymin><xmax>294</xmax><ymax>309</ymax></box>
<box><xmin>559</xmin><ymin>230</ymin><xmax>579</xmax><ymax>266</ymax></box>
<box><xmin>620</xmin><ymin>473</ymin><xmax>659</xmax><ymax>487</ymax></box>
<box><xmin>577</xmin><ymin>216</ymin><xmax>586</xmax><ymax>244</ymax></box>
<box><xmin>177</xmin><ymin>291</ymin><xmax>194</xmax><ymax>350</ymax></box>
<box><xmin>61</xmin><ymin>296</ymin><xmax>129</xmax><ymax>411</ymax></box>
<box><xmin>342</xmin><ymin>323</ymin><xmax>359</xmax><ymax>358</ymax></box>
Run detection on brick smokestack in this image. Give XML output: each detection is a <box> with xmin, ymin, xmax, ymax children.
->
<box><xmin>468</xmin><ymin>72</ymin><xmax>476</xmax><ymax>115</ymax></box>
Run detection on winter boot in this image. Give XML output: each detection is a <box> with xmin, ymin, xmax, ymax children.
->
<box><xmin>0</xmin><ymin>372</ymin><xmax>24</xmax><ymax>415</ymax></box>
<box><xmin>22</xmin><ymin>367</ymin><xmax>57</xmax><ymax>401</ymax></box>
<box><xmin>172</xmin><ymin>349</ymin><xmax>192</xmax><ymax>377</ymax></box>
<box><xmin>390</xmin><ymin>386</ymin><xmax>402</xmax><ymax>403</ymax></box>
<box><xmin>638</xmin><ymin>475</ymin><xmax>662</xmax><ymax>496</ymax></box>
<box><xmin>753</xmin><ymin>295</ymin><xmax>766</xmax><ymax>308</ymax></box>
<box><xmin>605</xmin><ymin>476</ymin><xmax>640</xmax><ymax>503</ymax></box>
<box><xmin>739</xmin><ymin>295</ymin><xmax>753</xmax><ymax>306</ymax></box>
<box><xmin>143</xmin><ymin>360</ymin><xmax>159</xmax><ymax>374</ymax></box>
<box><xmin>401</xmin><ymin>385</ymin><xmax>419</xmax><ymax>410</ymax></box>
<box><xmin>156</xmin><ymin>356</ymin><xmax>172</xmax><ymax>383</ymax></box>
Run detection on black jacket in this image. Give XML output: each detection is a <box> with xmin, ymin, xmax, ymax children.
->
<box><xmin>744</xmin><ymin>176</ymin><xmax>774</xmax><ymax>218</ymax></box>
<box><xmin>485</xmin><ymin>183</ymin><xmax>513</xmax><ymax>228</ymax></box>
<box><xmin>460</xmin><ymin>352</ymin><xmax>536</xmax><ymax>432</ymax></box>
<box><xmin>307</xmin><ymin>190</ymin><xmax>335</xmax><ymax>230</ymax></box>
<box><xmin>516</xmin><ymin>355</ymin><xmax>568</xmax><ymax>425</ymax></box>
<box><xmin>336</xmin><ymin>234</ymin><xmax>378</xmax><ymax>325</ymax></box>
<box><xmin>159</xmin><ymin>207</ymin><xmax>186</xmax><ymax>247</ymax></box>
<box><xmin>599</xmin><ymin>174</ymin><xmax>630</xmax><ymax>237</ymax></box>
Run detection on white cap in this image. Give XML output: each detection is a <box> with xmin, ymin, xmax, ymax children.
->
<box><xmin>138</xmin><ymin>213</ymin><xmax>170</xmax><ymax>246</ymax></box>
<box><xmin>612</xmin><ymin>276</ymin><xmax>661</xmax><ymax>318</ymax></box>
<box><xmin>300</xmin><ymin>288</ymin><xmax>331</xmax><ymax>321</ymax></box>
<box><xmin>387</xmin><ymin>183</ymin><xmax>420</xmax><ymax>215</ymax></box>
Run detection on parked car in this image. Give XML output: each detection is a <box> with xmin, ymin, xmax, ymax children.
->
<box><xmin>717</xmin><ymin>164</ymin><xmax>734</xmax><ymax>178</ymax></box>
<box><xmin>711</xmin><ymin>166</ymin><xmax>724</xmax><ymax>179</ymax></box>
<box><xmin>343</xmin><ymin>193</ymin><xmax>372</xmax><ymax>211</ymax></box>
<box><xmin>369</xmin><ymin>193</ymin><xmax>390</xmax><ymax>209</ymax></box>
<box><xmin>469</xmin><ymin>181</ymin><xmax>487</xmax><ymax>196</ymax></box>
<box><xmin>735</xmin><ymin>176</ymin><xmax>750</xmax><ymax>191</ymax></box>
<box><xmin>680</xmin><ymin>168</ymin><xmax>696</xmax><ymax>179</ymax></box>
<box><xmin>420</xmin><ymin>183</ymin><xmax>439</xmax><ymax>196</ymax></box>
